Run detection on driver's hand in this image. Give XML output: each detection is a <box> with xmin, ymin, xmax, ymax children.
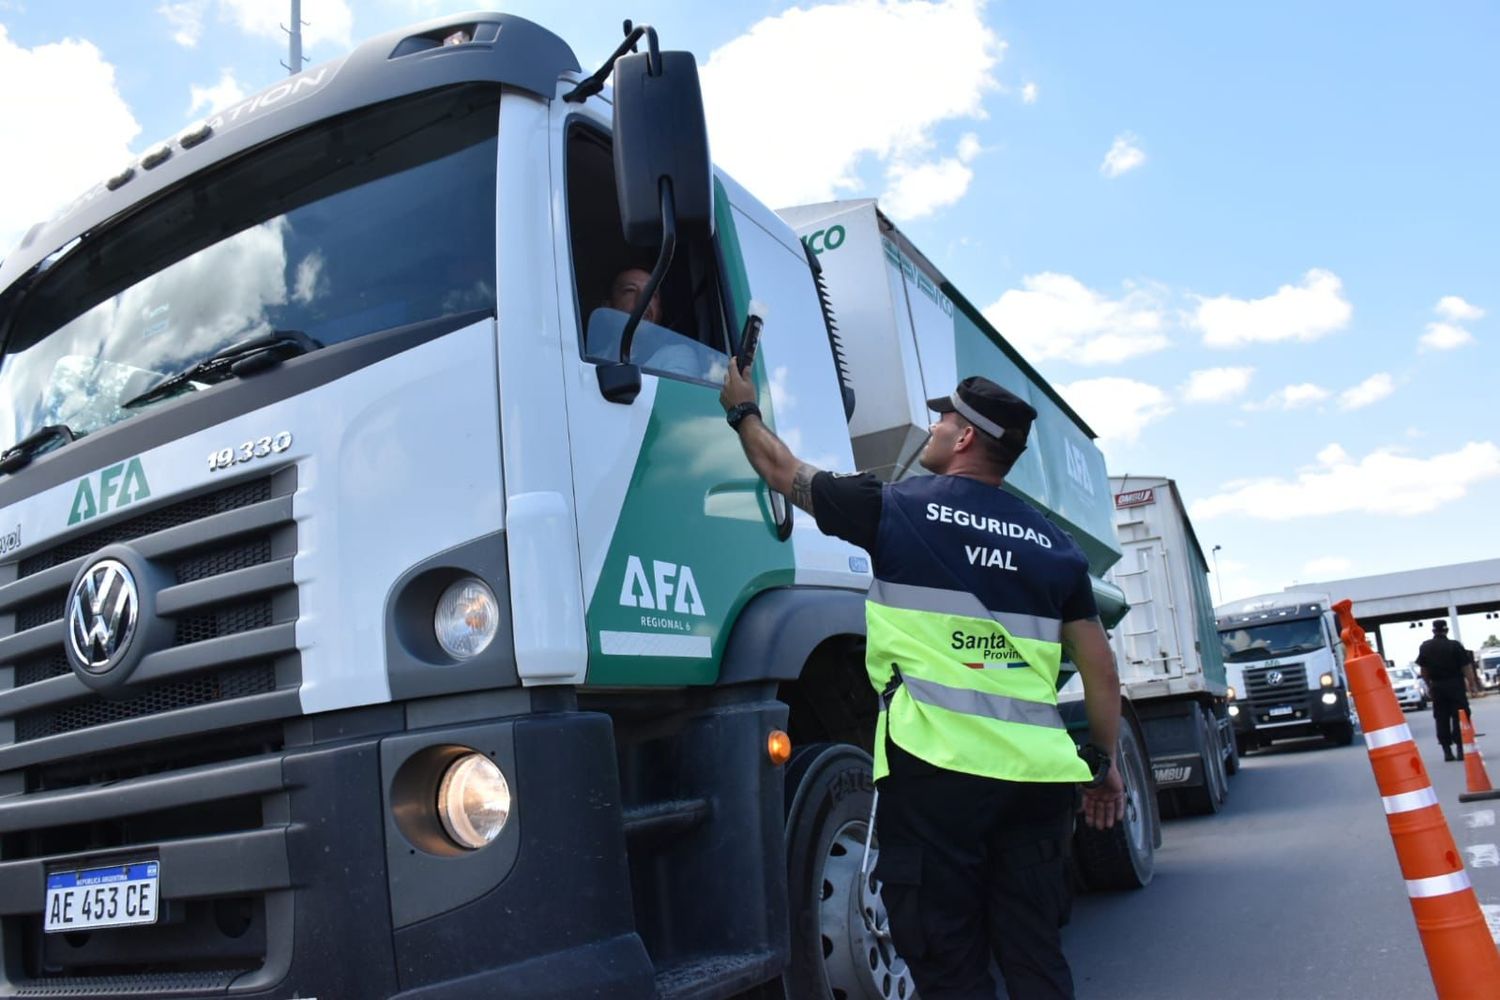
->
<box><xmin>1081</xmin><ymin>767</ymin><xmax>1126</xmax><ymax>830</ymax></box>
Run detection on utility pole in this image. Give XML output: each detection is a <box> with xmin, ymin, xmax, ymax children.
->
<box><xmin>281</xmin><ymin>0</ymin><xmax>308</xmax><ymax>76</ymax></box>
<box><xmin>1211</xmin><ymin>545</ymin><xmax>1224</xmax><ymax>604</ymax></box>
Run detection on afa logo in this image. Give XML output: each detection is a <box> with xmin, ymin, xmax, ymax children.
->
<box><xmin>68</xmin><ymin>459</ymin><xmax>151</xmax><ymax>526</ymax></box>
<box><xmin>618</xmin><ymin>555</ymin><xmax>706</xmax><ymax>617</ymax></box>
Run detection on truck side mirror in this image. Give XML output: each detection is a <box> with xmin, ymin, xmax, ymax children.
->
<box><xmin>612</xmin><ymin>49</ymin><xmax>713</xmax><ymax>247</ymax></box>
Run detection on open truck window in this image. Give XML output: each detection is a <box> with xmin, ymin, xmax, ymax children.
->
<box><xmin>0</xmin><ymin>85</ymin><xmax>500</xmax><ymax>451</ymax></box>
<box><xmin>564</xmin><ymin>123</ymin><xmax>730</xmax><ymax>385</ymax></box>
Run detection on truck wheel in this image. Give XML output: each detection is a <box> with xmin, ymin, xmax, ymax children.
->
<box><xmin>1222</xmin><ymin>716</ymin><xmax>1241</xmax><ymax>776</ymax></box>
<box><xmin>1324</xmin><ymin>721</ymin><xmax>1355</xmax><ymax>746</ymax></box>
<box><xmin>781</xmin><ymin>743</ymin><xmax>917</xmax><ymax>1000</ymax></box>
<box><xmin>1178</xmin><ymin>708</ymin><xmax>1227</xmax><ymax>815</ymax></box>
<box><xmin>1074</xmin><ymin>719</ymin><xmax>1156</xmax><ymax>890</ymax></box>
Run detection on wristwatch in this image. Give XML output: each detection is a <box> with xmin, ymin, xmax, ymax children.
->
<box><xmin>1077</xmin><ymin>743</ymin><xmax>1112</xmax><ymax>788</ymax></box>
<box><xmin>725</xmin><ymin>401</ymin><xmax>762</xmax><ymax>430</ymax></box>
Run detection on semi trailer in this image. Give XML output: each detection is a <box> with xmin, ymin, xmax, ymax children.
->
<box><xmin>0</xmin><ymin>12</ymin><xmax>1153</xmax><ymax>998</ymax></box>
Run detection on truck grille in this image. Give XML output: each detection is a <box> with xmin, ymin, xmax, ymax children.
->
<box><xmin>1242</xmin><ymin>664</ymin><xmax>1308</xmax><ymax>706</ymax></box>
<box><xmin>0</xmin><ymin>469</ymin><xmax>302</xmax><ymax>773</ymax></box>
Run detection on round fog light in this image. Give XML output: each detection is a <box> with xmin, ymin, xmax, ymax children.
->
<box><xmin>1228</xmin><ymin>705</ymin><xmax>1240</xmax><ymax>717</ymax></box>
<box><xmin>1321</xmin><ymin>692</ymin><xmax>1338</xmax><ymax>706</ymax></box>
<box><xmin>437</xmin><ymin>753</ymin><xmax>511</xmax><ymax>849</ymax></box>
<box><xmin>435</xmin><ymin>578</ymin><xmax>499</xmax><ymax>659</ymax></box>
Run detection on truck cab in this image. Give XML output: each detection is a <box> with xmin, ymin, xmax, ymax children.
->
<box><xmin>1216</xmin><ymin>592</ymin><xmax>1355</xmax><ymax>752</ymax></box>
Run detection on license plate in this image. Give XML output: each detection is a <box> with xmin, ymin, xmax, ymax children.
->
<box><xmin>45</xmin><ymin>862</ymin><xmax>159</xmax><ymax>933</ymax></box>
<box><xmin>1268</xmin><ymin>705</ymin><xmax>1294</xmax><ymax>717</ymax></box>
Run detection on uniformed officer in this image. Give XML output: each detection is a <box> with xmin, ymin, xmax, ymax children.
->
<box><xmin>1417</xmin><ymin>620</ymin><xmax>1472</xmax><ymax>761</ymax></box>
<box><xmin>721</xmin><ymin>367</ymin><xmax>1126</xmax><ymax>1000</ymax></box>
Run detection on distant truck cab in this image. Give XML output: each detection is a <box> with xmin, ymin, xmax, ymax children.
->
<box><xmin>1216</xmin><ymin>592</ymin><xmax>1356</xmax><ymax>751</ymax></box>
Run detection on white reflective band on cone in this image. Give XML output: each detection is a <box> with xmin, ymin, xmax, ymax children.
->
<box><xmin>1406</xmin><ymin>870</ymin><xmax>1472</xmax><ymax>898</ymax></box>
<box><xmin>1364</xmin><ymin>724</ymin><xmax>1414</xmax><ymax>750</ymax></box>
<box><xmin>1382</xmin><ymin>787</ymin><xmax>1440</xmax><ymax>815</ymax></box>
<box><xmin>1464</xmin><ymin>743</ymin><xmax>1478</xmax><ymax>754</ymax></box>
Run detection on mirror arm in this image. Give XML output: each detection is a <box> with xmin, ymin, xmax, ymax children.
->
<box><xmin>617</xmin><ymin>178</ymin><xmax>677</xmax><ymax>364</ymax></box>
<box><xmin>563</xmin><ymin>22</ymin><xmax>662</xmax><ymax>103</ymax></box>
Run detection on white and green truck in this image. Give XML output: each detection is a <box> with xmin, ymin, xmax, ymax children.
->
<box><xmin>0</xmin><ymin>13</ymin><xmax>1154</xmax><ymax>998</ymax></box>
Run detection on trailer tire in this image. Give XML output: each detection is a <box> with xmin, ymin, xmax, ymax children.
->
<box><xmin>1222</xmin><ymin>715</ymin><xmax>1241</xmax><ymax>776</ymax></box>
<box><xmin>780</xmin><ymin>743</ymin><xmax>917</xmax><ymax>1000</ymax></box>
<box><xmin>1074</xmin><ymin>718</ymin><xmax>1156</xmax><ymax>891</ymax></box>
<box><xmin>1178</xmin><ymin>708</ymin><xmax>1227</xmax><ymax>815</ymax></box>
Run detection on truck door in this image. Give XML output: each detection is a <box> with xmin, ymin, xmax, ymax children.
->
<box><xmin>550</xmin><ymin>109</ymin><xmax>795</xmax><ymax>685</ymax></box>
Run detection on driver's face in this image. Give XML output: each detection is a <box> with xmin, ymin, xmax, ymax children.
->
<box><xmin>610</xmin><ymin>269</ymin><xmax>662</xmax><ymax>324</ymax></box>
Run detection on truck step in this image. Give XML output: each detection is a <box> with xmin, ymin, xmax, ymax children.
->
<box><xmin>653</xmin><ymin>950</ymin><xmax>780</xmax><ymax>1000</ymax></box>
<box><xmin>622</xmin><ymin>797</ymin><xmax>711</xmax><ymax>850</ymax></box>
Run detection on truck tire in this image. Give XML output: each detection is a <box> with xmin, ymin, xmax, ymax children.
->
<box><xmin>780</xmin><ymin>743</ymin><xmax>918</xmax><ymax>1000</ymax></box>
<box><xmin>1074</xmin><ymin>718</ymin><xmax>1156</xmax><ymax>890</ymax></box>
<box><xmin>1324</xmin><ymin>720</ymin><xmax>1355</xmax><ymax>746</ymax></box>
<box><xmin>1178</xmin><ymin>708</ymin><xmax>1227</xmax><ymax>815</ymax></box>
<box><xmin>1222</xmin><ymin>714</ymin><xmax>1241</xmax><ymax>776</ymax></box>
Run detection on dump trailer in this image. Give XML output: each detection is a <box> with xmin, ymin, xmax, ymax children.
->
<box><xmin>0</xmin><ymin>13</ymin><xmax>1148</xmax><ymax>999</ymax></box>
<box><xmin>1103</xmin><ymin>477</ymin><xmax>1234</xmax><ymax>816</ymax></box>
<box><xmin>1216</xmin><ymin>592</ymin><xmax>1356</xmax><ymax>751</ymax></box>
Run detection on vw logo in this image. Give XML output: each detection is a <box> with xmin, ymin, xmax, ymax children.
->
<box><xmin>68</xmin><ymin>558</ymin><xmax>139</xmax><ymax>674</ymax></box>
<box><xmin>1267</xmin><ymin>669</ymin><xmax>1284</xmax><ymax>686</ymax></box>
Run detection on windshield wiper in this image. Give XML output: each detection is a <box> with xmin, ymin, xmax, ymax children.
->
<box><xmin>123</xmin><ymin>330</ymin><xmax>322</xmax><ymax>409</ymax></box>
<box><xmin>0</xmin><ymin>423</ymin><xmax>77</xmax><ymax>475</ymax></box>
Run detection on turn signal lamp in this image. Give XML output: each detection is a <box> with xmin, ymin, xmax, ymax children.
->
<box><xmin>1320</xmin><ymin>672</ymin><xmax>1335</xmax><ymax>688</ymax></box>
<box><xmin>767</xmin><ymin>730</ymin><xmax>792</xmax><ymax>766</ymax></box>
<box><xmin>434</xmin><ymin>578</ymin><xmax>499</xmax><ymax>659</ymax></box>
<box><xmin>1226</xmin><ymin>686</ymin><xmax>1237</xmax><ymax>701</ymax></box>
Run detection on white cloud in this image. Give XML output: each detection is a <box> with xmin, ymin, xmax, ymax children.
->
<box><xmin>1435</xmin><ymin>295</ymin><xmax>1484</xmax><ymax>322</ymax></box>
<box><xmin>1056</xmin><ymin>377</ymin><xmax>1172</xmax><ymax>445</ymax></box>
<box><xmin>0</xmin><ymin>26</ymin><xmax>141</xmax><ymax>257</ymax></box>
<box><xmin>1302</xmin><ymin>556</ymin><xmax>1353</xmax><ymax>580</ymax></box>
<box><xmin>1191</xmin><ymin>440</ymin><xmax>1500</xmax><ymax>520</ymax></box>
<box><xmin>187</xmin><ymin>68</ymin><xmax>247</xmax><ymax>117</ymax></box>
<box><xmin>1191</xmin><ymin>268</ymin><xmax>1352</xmax><ymax>348</ymax></box>
<box><xmin>1021</xmin><ymin>82</ymin><xmax>1038</xmax><ymax>104</ymax></box>
<box><xmin>159</xmin><ymin>0</ymin><xmax>208</xmax><ymax>47</ymax></box>
<box><xmin>1337</xmin><ymin>372</ymin><xmax>1395</xmax><ymax>410</ymax></box>
<box><xmin>1419</xmin><ymin>321</ymin><xmax>1475</xmax><ymax>351</ymax></box>
<box><xmin>880</xmin><ymin>132</ymin><xmax>982</xmax><ymax>221</ymax></box>
<box><xmin>1100</xmin><ymin>132</ymin><xmax>1145</xmax><ymax>178</ymax></box>
<box><xmin>1245</xmin><ymin>383</ymin><xmax>1331</xmax><ymax>411</ymax></box>
<box><xmin>701</xmin><ymin>0</ymin><xmax>1001</xmax><ymax>209</ymax></box>
<box><xmin>220</xmin><ymin>0</ymin><xmax>352</xmax><ymax>50</ymax></box>
<box><xmin>1181</xmin><ymin>366</ymin><xmax>1254</xmax><ymax>403</ymax></box>
<box><xmin>983</xmin><ymin>273</ymin><xmax>1168</xmax><ymax>365</ymax></box>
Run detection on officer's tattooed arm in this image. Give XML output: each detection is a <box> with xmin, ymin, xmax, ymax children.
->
<box><xmin>721</xmin><ymin>353</ymin><xmax>823</xmax><ymax>514</ymax></box>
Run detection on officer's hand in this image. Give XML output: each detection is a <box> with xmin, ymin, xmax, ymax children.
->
<box><xmin>1081</xmin><ymin>768</ymin><xmax>1126</xmax><ymax>830</ymax></box>
<box><xmin>720</xmin><ymin>356</ymin><xmax>755</xmax><ymax>412</ymax></box>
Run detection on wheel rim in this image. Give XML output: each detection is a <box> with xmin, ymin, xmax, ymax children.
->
<box><xmin>1121</xmin><ymin>734</ymin><xmax>1148</xmax><ymax>854</ymax></box>
<box><xmin>818</xmin><ymin>819</ymin><xmax>918</xmax><ymax>1000</ymax></box>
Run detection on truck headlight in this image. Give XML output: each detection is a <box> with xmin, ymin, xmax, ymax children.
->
<box><xmin>1227</xmin><ymin>686</ymin><xmax>1237</xmax><ymax>701</ymax></box>
<box><xmin>1228</xmin><ymin>705</ymin><xmax>1240</xmax><ymax>717</ymax></box>
<box><xmin>437</xmin><ymin>753</ymin><xmax>512</xmax><ymax>849</ymax></box>
<box><xmin>434</xmin><ymin>578</ymin><xmax>499</xmax><ymax>659</ymax></box>
<box><xmin>1320</xmin><ymin>672</ymin><xmax>1335</xmax><ymax>688</ymax></box>
<box><xmin>1321</xmin><ymin>692</ymin><xmax>1338</xmax><ymax>706</ymax></box>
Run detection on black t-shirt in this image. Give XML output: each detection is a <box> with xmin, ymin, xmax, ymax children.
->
<box><xmin>1417</xmin><ymin>637</ymin><xmax>1471</xmax><ymax>683</ymax></box>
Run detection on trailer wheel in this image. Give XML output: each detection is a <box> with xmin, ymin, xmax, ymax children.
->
<box><xmin>1074</xmin><ymin>718</ymin><xmax>1156</xmax><ymax>890</ymax></box>
<box><xmin>781</xmin><ymin>743</ymin><xmax>918</xmax><ymax>1000</ymax></box>
<box><xmin>1178</xmin><ymin>708</ymin><xmax>1227</xmax><ymax>815</ymax></box>
<box><xmin>1222</xmin><ymin>714</ymin><xmax>1241</xmax><ymax>776</ymax></box>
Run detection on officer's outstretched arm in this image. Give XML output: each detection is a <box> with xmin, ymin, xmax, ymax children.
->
<box><xmin>721</xmin><ymin>356</ymin><xmax>822</xmax><ymax>513</ymax></box>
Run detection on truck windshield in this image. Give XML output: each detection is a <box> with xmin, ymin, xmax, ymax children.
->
<box><xmin>0</xmin><ymin>85</ymin><xmax>499</xmax><ymax>451</ymax></box>
<box><xmin>1219</xmin><ymin>618</ymin><xmax>1327</xmax><ymax>662</ymax></box>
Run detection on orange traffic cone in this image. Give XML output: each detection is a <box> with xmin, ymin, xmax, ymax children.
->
<box><xmin>1459</xmin><ymin>709</ymin><xmax>1500</xmax><ymax>803</ymax></box>
<box><xmin>1334</xmin><ymin>600</ymin><xmax>1500</xmax><ymax>998</ymax></box>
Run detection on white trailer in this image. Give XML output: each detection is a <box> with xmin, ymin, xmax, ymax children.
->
<box><xmin>1105</xmin><ymin>477</ymin><xmax>1235</xmax><ymax>815</ymax></box>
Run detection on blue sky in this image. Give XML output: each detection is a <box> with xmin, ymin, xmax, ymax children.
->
<box><xmin>1</xmin><ymin>1</ymin><xmax>1495</xmax><ymax>660</ymax></box>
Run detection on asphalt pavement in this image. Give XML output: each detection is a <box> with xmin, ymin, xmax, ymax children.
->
<box><xmin>1063</xmin><ymin>694</ymin><xmax>1500</xmax><ymax>999</ymax></box>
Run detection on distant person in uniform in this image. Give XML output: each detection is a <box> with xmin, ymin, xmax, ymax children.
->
<box><xmin>720</xmin><ymin>368</ymin><xmax>1125</xmax><ymax>999</ymax></box>
<box><xmin>1417</xmin><ymin>620</ymin><xmax>1472</xmax><ymax>761</ymax></box>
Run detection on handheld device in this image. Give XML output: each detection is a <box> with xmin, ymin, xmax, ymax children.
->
<box><xmin>738</xmin><ymin>299</ymin><xmax>768</xmax><ymax>374</ymax></box>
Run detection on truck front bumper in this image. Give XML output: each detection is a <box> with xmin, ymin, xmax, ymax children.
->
<box><xmin>1234</xmin><ymin>688</ymin><xmax>1351</xmax><ymax>741</ymax></box>
<box><xmin>0</xmin><ymin>711</ymin><xmax>655</xmax><ymax>999</ymax></box>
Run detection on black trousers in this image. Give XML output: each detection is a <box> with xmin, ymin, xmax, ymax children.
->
<box><xmin>1432</xmin><ymin>680</ymin><xmax>1470</xmax><ymax>753</ymax></box>
<box><xmin>875</xmin><ymin>758</ymin><xmax>1076</xmax><ymax>1000</ymax></box>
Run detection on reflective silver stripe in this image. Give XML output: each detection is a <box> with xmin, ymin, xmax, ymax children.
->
<box><xmin>1405</xmin><ymin>870</ymin><xmax>1472</xmax><ymax>899</ymax></box>
<box><xmin>1382</xmin><ymin>787</ymin><xmax>1439</xmax><ymax>815</ymax></box>
<box><xmin>949</xmin><ymin>392</ymin><xmax>1007</xmax><ymax>439</ymax></box>
<box><xmin>1464</xmin><ymin>743</ymin><xmax>1479</xmax><ymax>754</ymax></box>
<box><xmin>868</xmin><ymin>580</ymin><xmax>1062</xmax><ymax>643</ymax></box>
<box><xmin>1364</xmin><ymin>724</ymin><xmax>1414</xmax><ymax>750</ymax></box>
<box><xmin>902</xmin><ymin>674</ymin><xmax>1066</xmax><ymax>730</ymax></box>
